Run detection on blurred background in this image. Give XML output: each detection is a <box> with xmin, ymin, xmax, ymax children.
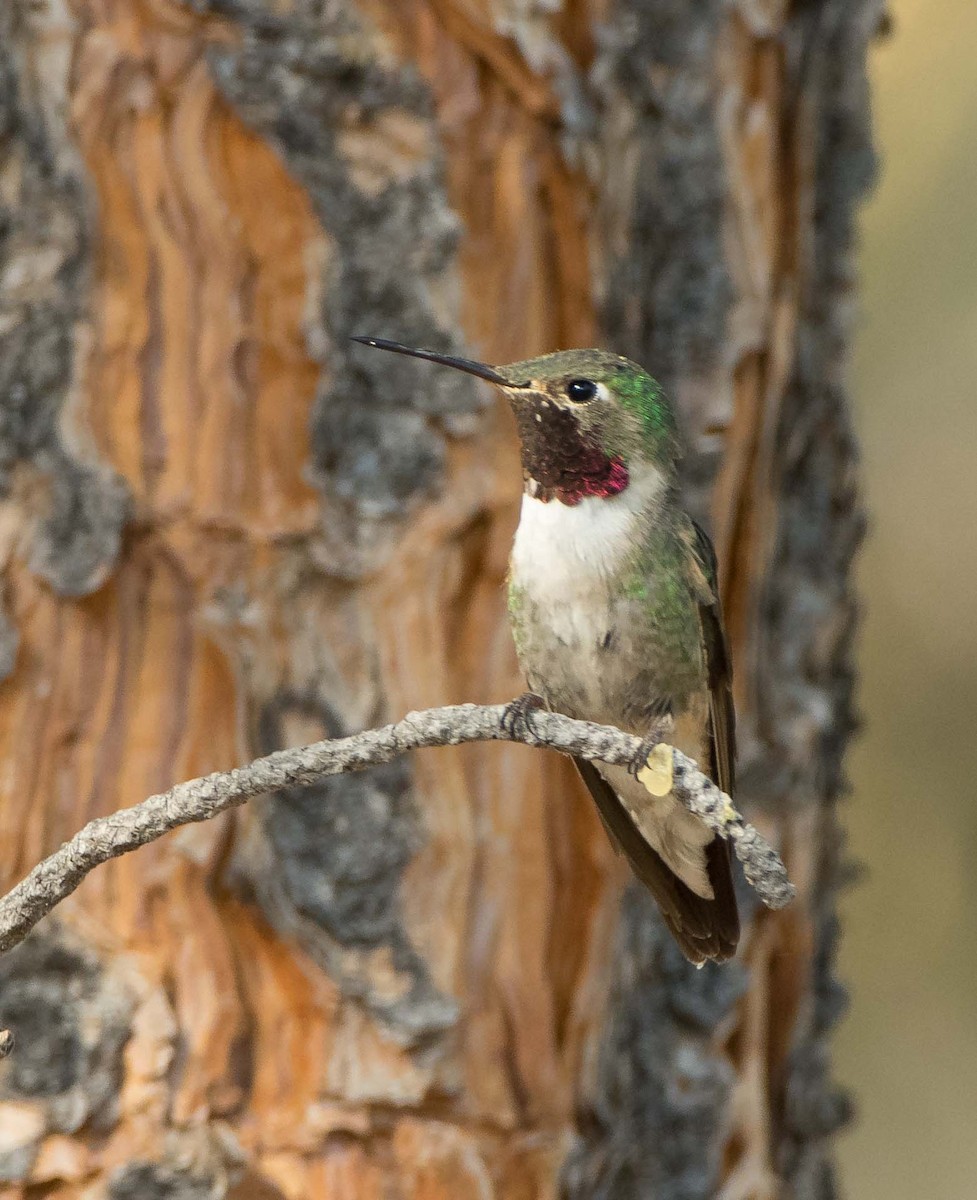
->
<box><xmin>838</xmin><ymin>0</ymin><xmax>977</xmax><ymax>1195</ymax></box>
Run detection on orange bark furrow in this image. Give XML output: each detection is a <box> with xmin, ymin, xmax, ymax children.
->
<box><xmin>73</xmin><ymin>0</ymin><xmax>322</xmax><ymax>531</ymax></box>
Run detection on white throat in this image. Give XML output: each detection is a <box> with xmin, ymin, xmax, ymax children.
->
<box><xmin>510</xmin><ymin>463</ymin><xmax>666</xmax><ymax>589</ymax></box>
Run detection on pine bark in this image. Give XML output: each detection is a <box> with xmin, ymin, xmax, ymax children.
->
<box><xmin>0</xmin><ymin>2</ymin><xmax>877</xmax><ymax>1197</ymax></box>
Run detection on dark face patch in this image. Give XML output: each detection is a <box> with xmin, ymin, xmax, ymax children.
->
<box><xmin>511</xmin><ymin>395</ymin><xmax>629</xmax><ymax>505</ymax></box>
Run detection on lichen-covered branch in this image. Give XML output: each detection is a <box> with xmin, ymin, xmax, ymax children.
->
<box><xmin>0</xmin><ymin>703</ymin><xmax>793</xmax><ymax>960</ymax></box>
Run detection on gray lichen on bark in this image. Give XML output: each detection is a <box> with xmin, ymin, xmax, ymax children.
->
<box><xmin>201</xmin><ymin>0</ymin><xmax>485</xmax><ymax>575</ymax></box>
<box><xmin>0</xmin><ymin>5</ymin><xmax>129</xmax><ymax>604</ymax></box>
<box><xmin>106</xmin><ymin>1127</ymin><xmax>255</xmax><ymax>1200</ymax></box>
<box><xmin>564</xmin><ymin>894</ymin><xmax>749</xmax><ymax>1200</ymax></box>
<box><xmin>593</xmin><ymin>0</ymin><xmax>732</xmax><ymax>400</ymax></box>
<box><xmin>769</xmin><ymin>5</ymin><xmax>879</xmax><ymax>1196</ymax></box>
<box><xmin>248</xmin><ymin>691</ymin><xmax>457</xmax><ymax>1043</ymax></box>
<box><xmin>0</xmin><ymin>929</ymin><xmax>131</xmax><ymax>1183</ymax></box>
<box><xmin>0</xmin><ymin>604</ymin><xmax>18</xmax><ymax>681</ymax></box>
<box><xmin>109</xmin><ymin>1165</ymin><xmax>219</xmax><ymax>1200</ymax></box>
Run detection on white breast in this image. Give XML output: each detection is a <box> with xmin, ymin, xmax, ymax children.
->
<box><xmin>508</xmin><ymin>465</ymin><xmax>666</xmax><ymax>686</ymax></box>
<box><xmin>510</xmin><ymin>464</ymin><xmax>664</xmax><ymax>599</ymax></box>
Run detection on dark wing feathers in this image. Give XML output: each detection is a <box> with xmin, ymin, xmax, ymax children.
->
<box><xmin>688</xmin><ymin>518</ymin><xmax>736</xmax><ymax>798</ymax></box>
<box><xmin>572</xmin><ymin>518</ymin><xmax>740</xmax><ymax>965</ymax></box>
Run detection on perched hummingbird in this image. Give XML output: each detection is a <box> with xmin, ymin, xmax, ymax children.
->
<box><xmin>353</xmin><ymin>337</ymin><xmax>739</xmax><ymax>963</ymax></box>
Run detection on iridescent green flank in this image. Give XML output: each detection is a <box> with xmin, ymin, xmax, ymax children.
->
<box><xmin>507</xmin><ymin>579</ymin><xmax>529</xmax><ymax>657</ymax></box>
<box><xmin>623</xmin><ymin>525</ymin><xmax>702</xmax><ymax>684</ymax></box>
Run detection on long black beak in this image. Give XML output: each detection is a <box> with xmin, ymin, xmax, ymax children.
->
<box><xmin>351</xmin><ymin>336</ymin><xmax>519</xmax><ymax>387</ymax></box>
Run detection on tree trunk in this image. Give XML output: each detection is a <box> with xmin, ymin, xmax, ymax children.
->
<box><xmin>0</xmin><ymin>1</ymin><xmax>876</xmax><ymax>1197</ymax></box>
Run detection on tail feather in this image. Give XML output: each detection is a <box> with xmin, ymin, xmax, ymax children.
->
<box><xmin>575</xmin><ymin>757</ymin><xmax>739</xmax><ymax>963</ymax></box>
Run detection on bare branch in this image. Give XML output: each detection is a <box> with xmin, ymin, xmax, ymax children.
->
<box><xmin>0</xmin><ymin>703</ymin><xmax>794</xmax><ymax>958</ymax></box>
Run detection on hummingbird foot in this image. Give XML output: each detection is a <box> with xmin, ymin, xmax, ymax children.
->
<box><xmin>627</xmin><ymin>721</ymin><xmax>673</xmax><ymax>783</ymax></box>
<box><xmin>501</xmin><ymin>692</ymin><xmax>547</xmax><ymax>742</ymax></box>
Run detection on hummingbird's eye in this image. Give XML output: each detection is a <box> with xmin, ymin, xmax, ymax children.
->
<box><xmin>566</xmin><ymin>379</ymin><xmax>597</xmax><ymax>403</ymax></box>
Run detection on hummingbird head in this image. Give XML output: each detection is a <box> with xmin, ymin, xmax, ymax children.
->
<box><xmin>352</xmin><ymin>339</ymin><xmax>679</xmax><ymax>506</ymax></box>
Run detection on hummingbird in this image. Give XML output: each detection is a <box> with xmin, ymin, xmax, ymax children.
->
<box><xmin>352</xmin><ymin>337</ymin><xmax>739</xmax><ymax>963</ymax></box>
